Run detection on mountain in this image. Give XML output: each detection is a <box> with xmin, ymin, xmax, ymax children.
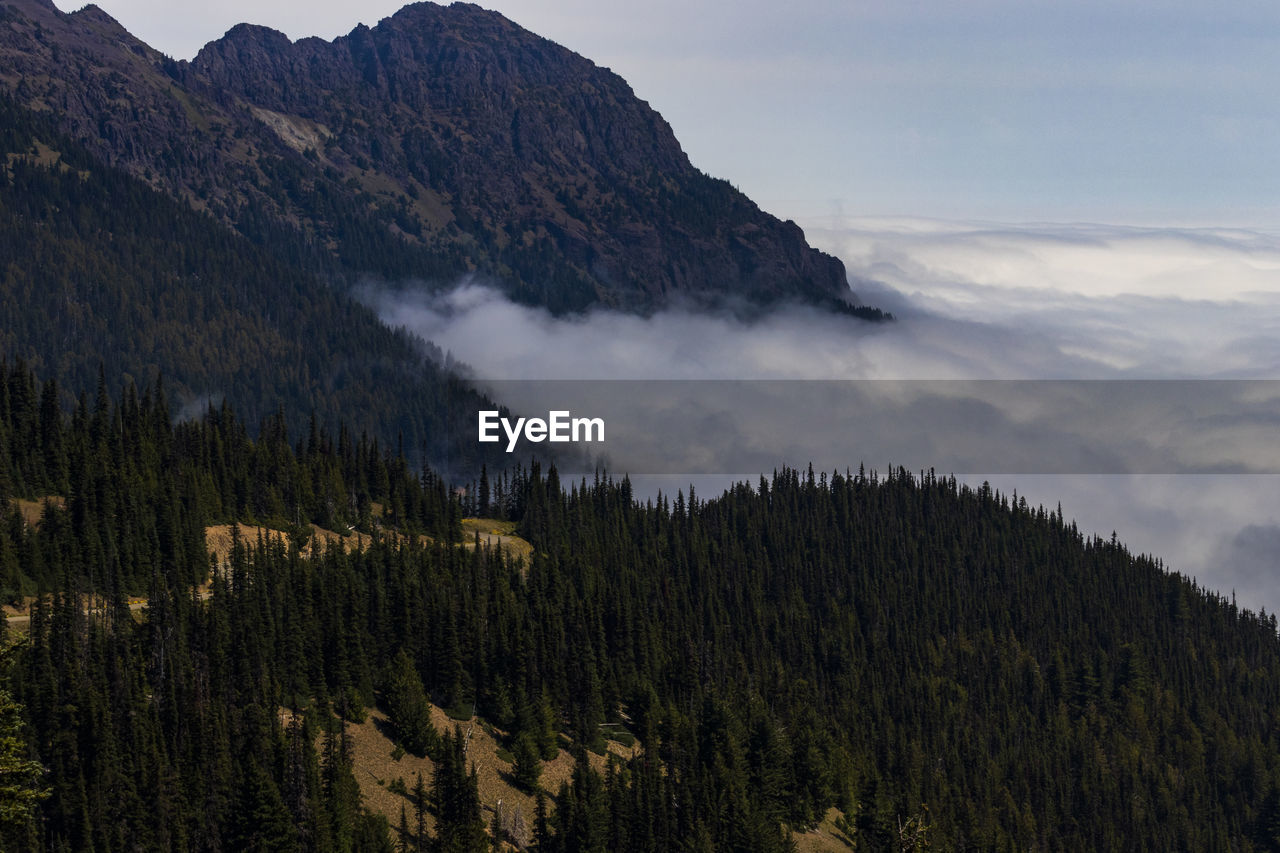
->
<box><xmin>0</xmin><ymin>0</ymin><xmax>879</xmax><ymax>316</ymax></box>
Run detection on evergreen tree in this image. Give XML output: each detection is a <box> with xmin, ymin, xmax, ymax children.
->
<box><xmin>382</xmin><ymin>649</ymin><xmax>438</xmax><ymax>758</ymax></box>
<box><xmin>432</xmin><ymin>728</ymin><xmax>487</xmax><ymax>853</ymax></box>
<box><xmin>0</xmin><ymin>649</ymin><xmax>46</xmax><ymax>849</ymax></box>
<box><xmin>511</xmin><ymin>733</ymin><xmax>543</xmax><ymax>792</ymax></box>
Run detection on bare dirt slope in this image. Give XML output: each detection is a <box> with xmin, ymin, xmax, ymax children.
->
<box><xmin>793</xmin><ymin>808</ymin><xmax>855</xmax><ymax>852</ymax></box>
<box><xmin>11</xmin><ymin>496</ymin><xmax>65</xmax><ymax>526</ymax></box>
<box><xmin>459</xmin><ymin>518</ymin><xmax>534</xmax><ymax>564</ymax></box>
<box><xmin>346</xmin><ymin>702</ymin><xmax>635</xmax><ymax>849</ymax></box>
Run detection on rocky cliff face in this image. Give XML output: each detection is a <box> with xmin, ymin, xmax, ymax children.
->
<box><xmin>0</xmin><ymin>0</ymin><xmax>868</xmax><ymax>315</ymax></box>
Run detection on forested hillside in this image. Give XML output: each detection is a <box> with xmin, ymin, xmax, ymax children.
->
<box><xmin>2</xmin><ymin>366</ymin><xmax>1279</xmax><ymax>851</ymax></box>
<box><xmin>0</xmin><ymin>95</ymin><xmax>504</xmax><ymax>476</ymax></box>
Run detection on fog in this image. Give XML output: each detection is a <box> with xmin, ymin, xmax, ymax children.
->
<box><xmin>361</xmin><ymin>218</ymin><xmax>1280</xmax><ymax>615</ymax></box>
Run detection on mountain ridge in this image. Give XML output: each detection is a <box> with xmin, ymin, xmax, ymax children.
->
<box><xmin>0</xmin><ymin>0</ymin><xmax>880</xmax><ymax>316</ymax></box>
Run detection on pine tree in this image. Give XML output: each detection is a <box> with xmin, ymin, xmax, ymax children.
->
<box><xmin>533</xmin><ymin>791</ymin><xmax>550</xmax><ymax>853</ymax></box>
<box><xmin>382</xmin><ymin>649</ymin><xmax>438</xmax><ymax>757</ymax></box>
<box><xmin>413</xmin><ymin>772</ymin><xmax>428</xmax><ymax>853</ymax></box>
<box><xmin>231</xmin><ymin>759</ymin><xmax>298</xmax><ymax>852</ymax></box>
<box><xmin>399</xmin><ymin>803</ymin><xmax>412</xmax><ymax>853</ymax></box>
<box><xmin>433</xmin><ymin>728</ymin><xmax>488</xmax><ymax>853</ymax></box>
<box><xmin>0</xmin><ymin>670</ymin><xmax>47</xmax><ymax>847</ymax></box>
<box><xmin>512</xmin><ymin>733</ymin><xmax>542</xmax><ymax>792</ymax></box>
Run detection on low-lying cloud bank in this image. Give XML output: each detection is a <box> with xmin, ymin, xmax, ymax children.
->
<box><xmin>367</xmin><ymin>219</ymin><xmax>1280</xmax><ymax>380</ymax></box>
<box><xmin>817</xmin><ymin>217</ymin><xmax>1280</xmax><ymax>379</ymax></box>
<box><xmin>360</xmin><ymin>218</ymin><xmax>1280</xmax><ymax>614</ymax></box>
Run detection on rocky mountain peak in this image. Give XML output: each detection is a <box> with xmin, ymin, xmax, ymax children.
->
<box><xmin>0</xmin><ymin>0</ymin><xmax>875</xmax><ymax>316</ymax></box>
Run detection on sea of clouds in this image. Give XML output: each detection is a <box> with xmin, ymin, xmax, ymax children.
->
<box><xmin>361</xmin><ymin>218</ymin><xmax>1280</xmax><ymax>615</ymax></box>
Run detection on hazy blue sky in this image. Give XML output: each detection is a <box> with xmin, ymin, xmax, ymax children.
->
<box><xmin>51</xmin><ymin>0</ymin><xmax>1280</xmax><ymax>227</ymax></box>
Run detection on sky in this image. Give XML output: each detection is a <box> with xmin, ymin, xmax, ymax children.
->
<box><xmin>46</xmin><ymin>2</ymin><xmax>1280</xmax><ymax>611</ymax></box>
<box><xmin>50</xmin><ymin>0</ymin><xmax>1280</xmax><ymax>227</ymax></box>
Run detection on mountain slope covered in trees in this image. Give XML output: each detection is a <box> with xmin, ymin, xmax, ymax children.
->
<box><xmin>0</xmin><ymin>0</ymin><xmax>879</xmax><ymax>316</ymax></box>
<box><xmin>0</xmin><ymin>94</ymin><xmax>509</xmax><ymax>476</ymax></box>
<box><xmin>2</xmin><ymin>366</ymin><xmax>1279</xmax><ymax>851</ymax></box>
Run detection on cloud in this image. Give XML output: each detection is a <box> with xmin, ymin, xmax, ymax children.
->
<box><xmin>1210</xmin><ymin>522</ymin><xmax>1280</xmax><ymax>614</ymax></box>
<box><xmin>365</xmin><ymin>220</ymin><xmax>1280</xmax><ymax>381</ymax></box>
<box><xmin>814</xmin><ymin>218</ymin><xmax>1280</xmax><ymax>378</ymax></box>
<box><xmin>361</xmin><ymin>219</ymin><xmax>1280</xmax><ymax>615</ymax></box>
<box><xmin>813</xmin><ymin>217</ymin><xmax>1280</xmax><ymax>301</ymax></box>
<box><xmin>366</xmin><ymin>281</ymin><xmax>898</xmax><ymax>380</ymax></box>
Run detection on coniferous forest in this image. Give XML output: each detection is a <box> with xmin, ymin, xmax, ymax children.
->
<box><xmin>1</xmin><ymin>364</ymin><xmax>1280</xmax><ymax>851</ymax></box>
